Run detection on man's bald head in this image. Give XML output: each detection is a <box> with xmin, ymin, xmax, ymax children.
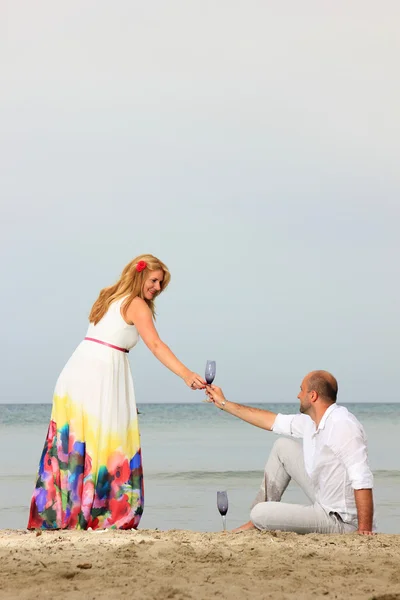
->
<box><xmin>305</xmin><ymin>371</ymin><xmax>338</xmax><ymax>403</ymax></box>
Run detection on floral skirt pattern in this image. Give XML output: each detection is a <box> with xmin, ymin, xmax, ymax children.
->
<box><xmin>28</xmin><ymin>394</ymin><xmax>144</xmax><ymax>530</ymax></box>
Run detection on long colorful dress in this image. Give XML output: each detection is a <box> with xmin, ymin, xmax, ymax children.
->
<box><xmin>28</xmin><ymin>297</ymin><xmax>143</xmax><ymax>530</ymax></box>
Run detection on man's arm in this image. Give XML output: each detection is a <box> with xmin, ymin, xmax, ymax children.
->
<box><xmin>206</xmin><ymin>385</ymin><xmax>277</xmax><ymax>431</ymax></box>
<box><xmin>354</xmin><ymin>489</ymin><xmax>374</xmax><ymax>535</ymax></box>
<box><xmin>329</xmin><ymin>422</ymin><xmax>375</xmax><ymax>535</ymax></box>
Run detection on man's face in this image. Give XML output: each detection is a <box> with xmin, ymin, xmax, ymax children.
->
<box><xmin>298</xmin><ymin>377</ymin><xmax>312</xmax><ymax>414</ymax></box>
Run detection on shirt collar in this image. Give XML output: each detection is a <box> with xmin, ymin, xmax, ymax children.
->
<box><xmin>316</xmin><ymin>403</ymin><xmax>338</xmax><ymax>431</ymax></box>
<box><xmin>311</xmin><ymin>403</ymin><xmax>338</xmax><ymax>437</ymax></box>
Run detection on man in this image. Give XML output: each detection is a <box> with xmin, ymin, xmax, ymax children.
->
<box><xmin>206</xmin><ymin>370</ymin><xmax>374</xmax><ymax>535</ymax></box>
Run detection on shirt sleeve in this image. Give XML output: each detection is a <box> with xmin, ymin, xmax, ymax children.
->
<box><xmin>329</xmin><ymin>422</ymin><xmax>374</xmax><ymax>489</ymax></box>
<box><xmin>272</xmin><ymin>413</ymin><xmax>310</xmax><ymax>439</ymax></box>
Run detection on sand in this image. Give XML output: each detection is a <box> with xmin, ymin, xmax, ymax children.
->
<box><xmin>0</xmin><ymin>529</ymin><xmax>399</xmax><ymax>600</ymax></box>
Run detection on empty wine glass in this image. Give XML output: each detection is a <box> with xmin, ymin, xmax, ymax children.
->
<box><xmin>205</xmin><ymin>360</ymin><xmax>216</xmax><ymax>384</ymax></box>
<box><xmin>204</xmin><ymin>360</ymin><xmax>216</xmax><ymax>402</ymax></box>
<box><xmin>217</xmin><ymin>490</ymin><xmax>228</xmax><ymax>531</ymax></box>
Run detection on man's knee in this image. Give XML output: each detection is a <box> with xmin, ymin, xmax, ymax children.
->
<box><xmin>250</xmin><ymin>503</ymin><xmax>263</xmax><ymax>529</ymax></box>
<box><xmin>250</xmin><ymin>502</ymin><xmax>268</xmax><ymax>530</ymax></box>
<box><xmin>271</xmin><ymin>436</ymin><xmax>301</xmax><ymax>460</ymax></box>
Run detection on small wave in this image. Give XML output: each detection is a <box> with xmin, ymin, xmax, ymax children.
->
<box><xmin>373</xmin><ymin>470</ymin><xmax>400</xmax><ymax>479</ymax></box>
<box><xmin>0</xmin><ymin>474</ymin><xmax>34</xmax><ymax>481</ymax></box>
<box><xmin>147</xmin><ymin>469</ymin><xmax>400</xmax><ymax>481</ymax></box>
<box><xmin>148</xmin><ymin>470</ymin><xmax>263</xmax><ymax>481</ymax></box>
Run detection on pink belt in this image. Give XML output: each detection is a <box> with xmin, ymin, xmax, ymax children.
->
<box><xmin>84</xmin><ymin>337</ymin><xmax>129</xmax><ymax>353</ymax></box>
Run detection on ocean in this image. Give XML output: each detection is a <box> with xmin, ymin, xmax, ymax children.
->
<box><xmin>0</xmin><ymin>403</ymin><xmax>399</xmax><ymax>533</ymax></box>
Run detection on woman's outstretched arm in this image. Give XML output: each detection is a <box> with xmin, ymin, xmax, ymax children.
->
<box><xmin>126</xmin><ymin>297</ymin><xmax>205</xmax><ymax>390</ymax></box>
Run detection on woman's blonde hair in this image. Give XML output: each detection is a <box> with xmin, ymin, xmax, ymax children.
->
<box><xmin>89</xmin><ymin>254</ymin><xmax>171</xmax><ymax>324</ymax></box>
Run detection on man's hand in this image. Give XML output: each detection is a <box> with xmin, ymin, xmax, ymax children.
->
<box><xmin>205</xmin><ymin>385</ymin><xmax>226</xmax><ymax>409</ymax></box>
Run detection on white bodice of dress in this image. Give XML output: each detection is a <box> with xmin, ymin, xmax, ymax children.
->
<box><xmin>85</xmin><ymin>297</ymin><xmax>139</xmax><ymax>351</ymax></box>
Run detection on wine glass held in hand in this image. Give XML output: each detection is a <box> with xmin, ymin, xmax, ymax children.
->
<box><xmin>204</xmin><ymin>360</ymin><xmax>216</xmax><ymax>402</ymax></box>
<box><xmin>217</xmin><ymin>490</ymin><xmax>228</xmax><ymax>531</ymax></box>
<box><xmin>205</xmin><ymin>360</ymin><xmax>216</xmax><ymax>385</ymax></box>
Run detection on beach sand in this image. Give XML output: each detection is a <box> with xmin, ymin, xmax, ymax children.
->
<box><xmin>0</xmin><ymin>529</ymin><xmax>399</xmax><ymax>600</ymax></box>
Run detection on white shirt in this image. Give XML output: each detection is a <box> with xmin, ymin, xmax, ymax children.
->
<box><xmin>272</xmin><ymin>404</ymin><xmax>374</xmax><ymax>528</ymax></box>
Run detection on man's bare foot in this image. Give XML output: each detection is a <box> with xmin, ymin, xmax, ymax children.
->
<box><xmin>232</xmin><ymin>521</ymin><xmax>256</xmax><ymax>533</ymax></box>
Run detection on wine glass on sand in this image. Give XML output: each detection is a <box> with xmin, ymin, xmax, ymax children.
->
<box><xmin>217</xmin><ymin>491</ymin><xmax>228</xmax><ymax>531</ymax></box>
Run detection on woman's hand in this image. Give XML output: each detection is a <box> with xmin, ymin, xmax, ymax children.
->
<box><xmin>184</xmin><ymin>372</ymin><xmax>206</xmax><ymax>390</ymax></box>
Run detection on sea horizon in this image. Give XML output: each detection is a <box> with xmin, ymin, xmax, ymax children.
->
<box><xmin>1</xmin><ymin>400</ymin><xmax>399</xmax><ymax>405</ymax></box>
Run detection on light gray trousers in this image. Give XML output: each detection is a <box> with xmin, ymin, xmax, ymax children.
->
<box><xmin>250</xmin><ymin>438</ymin><xmax>356</xmax><ymax>534</ymax></box>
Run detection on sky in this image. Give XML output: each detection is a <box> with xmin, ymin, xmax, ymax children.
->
<box><xmin>1</xmin><ymin>1</ymin><xmax>399</xmax><ymax>404</ymax></box>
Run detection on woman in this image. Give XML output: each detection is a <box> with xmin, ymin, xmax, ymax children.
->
<box><xmin>28</xmin><ymin>254</ymin><xmax>205</xmax><ymax>530</ymax></box>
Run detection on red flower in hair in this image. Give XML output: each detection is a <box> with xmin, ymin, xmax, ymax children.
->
<box><xmin>136</xmin><ymin>261</ymin><xmax>147</xmax><ymax>273</ymax></box>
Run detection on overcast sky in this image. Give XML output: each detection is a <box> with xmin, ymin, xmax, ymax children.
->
<box><xmin>1</xmin><ymin>1</ymin><xmax>399</xmax><ymax>404</ymax></box>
